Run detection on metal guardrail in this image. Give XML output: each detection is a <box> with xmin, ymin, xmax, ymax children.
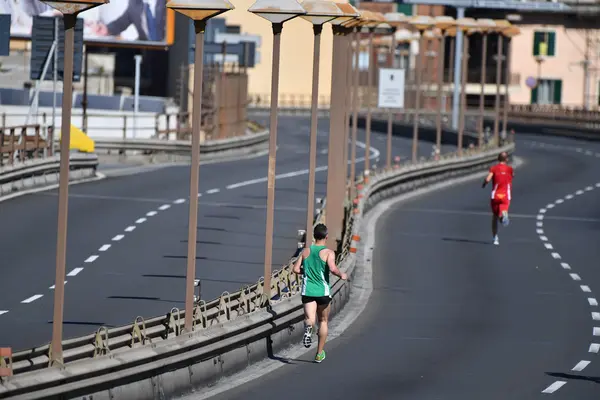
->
<box><xmin>0</xmin><ymin>141</ymin><xmax>514</xmax><ymax>399</ymax></box>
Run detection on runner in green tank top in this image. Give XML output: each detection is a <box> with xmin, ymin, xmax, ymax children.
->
<box><xmin>293</xmin><ymin>223</ymin><xmax>347</xmax><ymax>363</ymax></box>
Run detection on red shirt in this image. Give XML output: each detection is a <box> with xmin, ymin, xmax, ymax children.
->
<box><xmin>489</xmin><ymin>163</ymin><xmax>514</xmax><ymax>200</ymax></box>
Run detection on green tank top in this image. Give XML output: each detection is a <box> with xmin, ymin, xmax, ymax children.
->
<box><xmin>301</xmin><ymin>245</ymin><xmax>330</xmax><ymax>297</ymax></box>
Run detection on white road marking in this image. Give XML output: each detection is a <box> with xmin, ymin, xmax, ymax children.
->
<box><xmin>540</xmin><ymin>236</ymin><xmax>548</xmax><ymax>241</ymax></box>
<box><xmin>536</xmin><ymin>229</ymin><xmax>544</xmax><ymax>234</ymax></box>
<box><xmin>159</xmin><ymin>204</ymin><xmax>171</xmax><ymax>210</ymax></box>
<box><xmin>174</xmin><ymin>198</ymin><xmax>186</xmax><ymax>204</ymax></box>
<box><xmin>112</xmin><ymin>234</ymin><xmax>125</xmax><ymax>241</ymax></box>
<box><xmin>570</xmin><ymin>273</ymin><xmax>581</xmax><ymax>281</ymax></box>
<box><xmin>547</xmin><ymin>203</ymin><xmax>556</xmax><ymax>208</ymax></box>
<box><xmin>136</xmin><ymin>218</ymin><xmax>147</xmax><ymax>224</ymax></box>
<box><xmin>555</xmin><ymin>199</ymin><xmax>564</xmax><ymax>204</ymax></box>
<box><xmin>544</xmin><ymin>243</ymin><xmax>553</xmax><ymax>249</ymax></box>
<box><xmin>125</xmin><ymin>226</ymin><xmax>136</xmax><ymax>232</ymax></box>
<box><xmin>590</xmin><ymin>343</ymin><xmax>600</xmax><ymax>353</ymax></box>
<box><xmin>537</xmin><ymin>215</ymin><xmax>544</xmax><ymax>221</ymax></box>
<box><xmin>594</xmin><ymin>327</ymin><xmax>600</xmax><ymax>336</ymax></box>
<box><xmin>585</xmin><ymin>150</ymin><xmax>593</xmax><ymax>155</ymax></box>
<box><xmin>561</xmin><ymin>263</ymin><xmax>571</xmax><ymax>270</ymax></box>
<box><xmin>585</xmin><ymin>186</ymin><xmax>593</xmax><ymax>191</ymax></box>
<box><xmin>576</xmin><ymin>148</ymin><xmax>583</xmax><ymax>152</ymax></box>
<box><xmin>49</xmin><ymin>281</ymin><xmax>67</xmax><ymax>289</ymax></box>
<box><xmin>551</xmin><ymin>252</ymin><xmax>561</xmax><ymax>259</ymax></box>
<box><xmin>0</xmin><ymin>311</ymin><xmax>8</xmax><ymax>316</ymax></box>
<box><xmin>565</xmin><ymin>195</ymin><xmax>573</xmax><ymax>200</ymax></box>
<box><xmin>67</xmin><ymin>268</ymin><xmax>84</xmax><ymax>277</ymax></box>
<box><xmin>206</xmin><ymin>189</ymin><xmax>220</xmax><ymax>194</ymax></box>
<box><xmin>592</xmin><ymin>312</ymin><xmax>600</xmax><ymax>320</ymax></box>
<box><xmin>581</xmin><ymin>285</ymin><xmax>592</xmax><ymax>293</ymax></box>
<box><xmin>539</xmin><ymin>208</ymin><xmax>547</xmax><ymax>214</ymax></box>
<box><xmin>85</xmin><ymin>255</ymin><xmax>99</xmax><ymax>263</ymax></box>
<box><xmin>541</xmin><ymin>381</ymin><xmax>567</xmax><ymax>394</ymax></box>
<box><xmin>596</xmin><ymin>183</ymin><xmax>600</xmax><ymax>188</ymax></box>
<box><xmin>147</xmin><ymin>211</ymin><xmax>158</xmax><ymax>216</ymax></box>
<box><xmin>198</xmin><ymin>193</ymin><xmax>202</xmax><ymax>197</ymax></box>
<box><xmin>99</xmin><ymin>244</ymin><xmax>111</xmax><ymax>252</ymax></box>
<box><xmin>537</xmin><ymin>222</ymin><xmax>543</xmax><ymax>227</ymax></box>
<box><xmin>572</xmin><ymin>360</ymin><xmax>591</xmax><ymax>371</ymax></box>
<box><xmin>21</xmin><ymin>294</ymin><xmax>43</xmax><ymax>304</ymax></box>
<box><xmin>589</xmin><ymin>298</ymin><xmax>598</xmax><ymax>306</ymax></box>
<box><xmin>576</xmin><ymin>190</ymin><xmax>584</xmax><ymax>195</ymax></box>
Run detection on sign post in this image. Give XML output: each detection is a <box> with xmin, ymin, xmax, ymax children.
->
<box><xmin>378</xmin><ymin>68</ymin><xmax>405</xmax><ymax>109</ymax></box>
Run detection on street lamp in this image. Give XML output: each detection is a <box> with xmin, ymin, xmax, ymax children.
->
<box><xmin>493</xmin><ymin>19</ymin><xmax>512</xmax><ymax>146</ymax></box>
<box><xmin>324</xmin><ymin>2</ymin><xmax>360</xmax><ymax>250</ymax></box>
<box><xmin>409</xmin><ymin>15</ymin><xmax>435</xmax><ymax>162</ymax></box>
<box><xmin>167</xmin><ymin>0</ymin><xmax>234</xmax><ymax>333</ymax></box>
<box><xmin>299</xmin><ymin>0</ymin><xmax>343</xmax><ymax>248</ymax></box>
<box><xmin>502</xmin><ymin>26</ymin><xmax>520</xmax><ymax>139</ymax></box>
<box><xmin>40</xmin><ymin>0</ymin><xmax>109</xmax><ymax>366</ymax></box>
<box><xmin>433</xmin><ymin>16</ymin><xmax>455</xmax><ymax>159</ymax></box>
<box><xmin>475</xmin><ymin>18</ymin><xmax>497</xmax><ymax>147</ymax></box>
<box><xmin>456</xmin><ymin>17</ymin><xmax>478</xmax><ymax>155</ymax></box>
<box><xmin>384</xmin><ymin>12</ymin><xmax>410</xmax><ymax>170</ymax></box>
<box><xmin>248</xmin><ymin>0</ymin><xmax>306</xmax><ymax>305</ymax></box>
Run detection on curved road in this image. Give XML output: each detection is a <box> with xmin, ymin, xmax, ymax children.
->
<box><xmin>201</xmin><ymin>134</ymin><xmax>600</xmax><ymax>399</ymax></box>
<box><xmin>0</xmin><ymin>115</ymin><xmax>445</xmax><ymax>351</ymax></box>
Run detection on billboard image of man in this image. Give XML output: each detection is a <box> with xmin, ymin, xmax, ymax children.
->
<box><xmin>89</xmin><ymin>0</ymin><xmax>167</xmax><ymax>42</ymax></box>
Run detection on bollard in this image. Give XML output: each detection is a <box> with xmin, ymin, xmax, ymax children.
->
<box><xmin>394</xmin><ymin>155</ymin><xmax>401</xmax><ymax>169</ymax></box>
<box><xmin>363</xmin><ymin>169</ymin><xmax>370</xmax><ymax>184</ymax></box>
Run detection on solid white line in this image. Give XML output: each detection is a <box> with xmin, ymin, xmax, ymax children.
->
<box><xmin>540</xmin><ymin>236</ymin><xmax>548</xmax><ymax>241</ymax></box>
<box><xmin>174</xmin><ymin>198</ymin><xmax>186</xmax><ymax>204</ymax></box>
<box><xmin>206</xmin><ymin>188</ymin><xmax>221</xmax><ymax>194</ymax></box>
<box><xmin>565</xmin><ymin>195</ymin><xmax>573</xmax><ymax>200</ymax></box>
<box><xmin>147</xmin><ymin>211</ymin><xmax>158</xmax><ymax>216</ymax></box>
<box><xmin>541</xmin><ymin>381</ymin><xmax>567</xmax><ymax>394</ymax></box>
<box><xmin>67</xmin><ymin>267</ymin><xmax>84</xmax><ymax>277</ymax></box>
<box><xmin>589</xmin><ymin>298</ymin><xmax>598</xmax><ymax>306</ymax></box>
<box><xmin>570</xmin><ymin>273</ymin><xmax>581</xmax><ymax>281</ymax></box>
<box><xmin>159</xmin><ymin>204</ymin><xmax>171</xmax><ymax>210</ymax></box>
<box><xmin>544</xmin><ymin>243</ymin><xmax>553</xmax><ymax>249</ymax></box>
<box><xmin>125</xmin><ymin>226</ymin><xmax>136</xmax><ymax>232</ymax></box>
<box><xmin>556</xmin><ymin>199</ymin><xmax>564</xmax><ymax>204</ymax></box>
<box><xmin>85</xmin><ymin>255</ymin><xmax>99</xmax><ymax>263</ymax></box>
<box><xmin>21</xmin><ymin>294</ymin><xmax>43</xmax><ymax>304</ymax></box>
<box><xmin>581</xmin><ymin>285</ymin><xmax>592</xmax><ymax>293</ymax></box>
<box><xmin>590</xmin><ymin>343</ymin><xmax>600</xmax><ymax>353</ymax></box>
<box><xmin>561</xmin><ymin>263</ymin><xmax>571</xmax><ymax>270</ymax></box>
<box><xmin>592</xmin><ymin>312</ymin><xmax>600</xmax><ymax>320</ymax></box>
<box><xmin>0</xmin><ymin>311</ymin><xmax>8</xmax><ymax>316</ymax></box>
<box><xmin>99</xmin><ymin>244</ymin><xmax>111</xmax><ymax>252</ymax></box>
<box><xmin>136</xmin><ymin>218</ymin><xmax>147</xmax><ymax>224</ymax></box>
<box><xmin>536</xmin><ymin>229</ymin><xmax>544</xmax><ymax>234</ymax></box>
<box><xmin>576</xmin><ymin>190</ymin><xmax>584</xmax><ymax>195</ymax></box>
<box><xmin>112</xmin><ymin>234</ymin><xmax>125</xmax><ymax>241</ymax></box>
<box><xmin>572</xmin><ymin>360</ymin><xmax>591</xmax><ymax>371</ymax></box>
<box><xmin>49</xmin><ymin>281</ymin><xmax>67</xmax><ymax>289</ymax></box>
<box><xmin>551</xmin><ymin>252</ymin><xmax>561</xmax><ymax>259</ymax></box>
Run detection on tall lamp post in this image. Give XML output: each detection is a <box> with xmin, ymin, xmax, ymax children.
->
<box><xmin>502</xmin><ymin>26</ymin><xmax>520</xmax><ymax>139</ymax></box>
<box><xmin>167</xmin><ymin>0</ymin><xmax>235</xmax><ymax>333</ymax></box>
<box><xmin>476</xmin><ymin>19</ymin><xmax>497</xmax><ymax>148</ymax></box>
<box><xmin>299</xmin><ymin>0</ymin><xmax>343</xmax><ymax>248</ymax></box>
<box><xmin>409</xmin><ymin>15</ymin><xmax>435</xmax><ymax>163</ymax></box>
<box><xmin>40</xmin><ymin>0</ymin><xmax>109</xmax><ymax>366</ymax></box>
<box><xmin>433</xmin><ymin>16</ymin><xmax>455</xmax><ymax>158</ymax></box>
<box><xmin>249</xmin><ymin>0</ymin><xmax>307</xmax><ymax>304</ymax></box>
<box><xmin>493</xmin><ymin>19</ymin><xmax>512</xmax><ymax>146</ymax></box>
<box><xmin>324</xmin><ymin>4</ymin><xmax>361</xmax><ymax>250</ymax></box>
<box><xmin>383</xmin><ymin>12</ymin><xmax>410</xmax><ymax>170</ymax></box>
<box><xmin>457</xmin><ymin>18</ymin><xmax>478</xmax><ymax>155</ymax></box>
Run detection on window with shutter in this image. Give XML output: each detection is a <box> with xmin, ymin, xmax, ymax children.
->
<box><xmin>530</xmin><ymin>86</ymin><xmax>538</xmax><ymax>104</ymax></box>
<box><xmin>548</xmin><ymin>32</ymin><xmax>556</xmax><ymax>56</ymax></box>
<box><xmin>533</xmin><ymin>31</ymin><xmax>544</xmax><ymax>56</ymax></box>
<box><xmin>396</xmin><ymin>4</ymin><xmax>413</xmax><ymax>16</ymax></box>
<box><xmin>553</xmin><ymin>80</ymin><xmax>562</xmax><ymax>104</ymax></box>
<box><xmin>533</xmin><ymin>30</ymin><xmax>556</xmax><ymax>57</ymax></box>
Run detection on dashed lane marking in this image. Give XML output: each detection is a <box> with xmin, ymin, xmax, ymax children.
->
<box><xmin>99</xmin><ymin>244</ymin><xmax>111</xmax><ymax>252</ymax></box>
<box><xmin>112</xmin><ymin>234</ymin><xmax>125</xmax><ymax>241</ymax></box>
<box><xmin>542</xmin><ymin>381</ymin><xmax>567</xmax><ymax>394</ymax></box>
<box><xmin>85</xmin><ymin>255</ymin><xmax>99</xmax><ymax>263</ymax></box>
<box><xmin>125</xmin><ymin>226</ymin><xmax>136</xmax><ymax>232</ymax></box>
<box><xmin>21</xmin><ymin>294</ymin><xmax>43</xmax><ymax>304</ymax></box>
<box><xmin>572</xmin><ymin>360</ymin><xmax>591</xmax><ymax>372</ymax></box>
<box><xmin>67</xmin><ymin>268</ymin><xmax>84</xmax><ymax>277</ymax></box>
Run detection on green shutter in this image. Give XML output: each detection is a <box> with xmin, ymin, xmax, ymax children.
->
<box><xmin>396</xmin><ymin>3</ymin><xmax>413</xmax><ymax>16</ymax></box>
<box><xmin>533</xmin><ymin>32</ymin><xmax>543</xmax><ymax>56</ymax></box>
<box><xmin>548</xmin><ymin>31</ymin><xmax>556</xmax><ymax>56</ymax></box>
<box><xmin>530</xmin><ymin>87</ymin><xmax>538</xmax><ymax>104</ymax></box>
<box><xmin>553</xmin><ymin>80</ymin><xmax>562</xmax><ymax>104</ymax></box>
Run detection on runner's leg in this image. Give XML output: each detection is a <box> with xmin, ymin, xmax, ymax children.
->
<box><xmin>303</xmin><ymin>300</ymin><xmax>317</xmax><ymax>347</ymax></box>
<box><xmin>316</xmin><ymin>302</ymin><xmax>331</xmax><ymax>356</ymax></box>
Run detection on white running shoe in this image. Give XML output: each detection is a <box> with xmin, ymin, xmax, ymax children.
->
<box><xmin>303</xmin><ymin>325</ymin><xmax>313</xmax><ymax>348</ymax></box>
<box><xmin>493</xmin><ymin>236</ymin><xmax>499</xmax><ymax>245</ymax></box>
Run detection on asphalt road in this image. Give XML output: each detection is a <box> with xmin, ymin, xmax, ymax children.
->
<box><xmin>204</xmin><ymin>133</ymin><xmax>600</xmax><ymax>400</ymax></box>
<box><xmin>0</xmin><ymin>115</ymin><xmax>446</xmax><ymax>351</ymax></box>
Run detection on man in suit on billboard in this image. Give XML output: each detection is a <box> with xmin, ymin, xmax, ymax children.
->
<box><xmin>90</xmin><ymin>0</ymin><xmax>167</xmax><ymax>42</ymax></box>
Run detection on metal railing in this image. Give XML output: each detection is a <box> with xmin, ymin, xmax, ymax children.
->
<box><xmin>0</xmin><ymin>125</ymin><xmax>53</xmax><ymax>167</ymax></box>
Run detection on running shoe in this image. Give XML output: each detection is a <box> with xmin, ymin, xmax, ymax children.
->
<box><xmin>315</xmin><ymin>350</ymin><xmax>326</xmax><ymax>363</ymax></box>
<box><xmin>493</xmin><ymin>236</ymin><xmax>499</xmax><ymax>246</ymax></box>
<box><xmin>303</xmin><ymin>325</ymin><xmax>313</xmax><ymax>348</ymax></box>
<box><xmin>501</xmin><ymin>211</ymin><xmax>510</xmax><ymax>227</ymax></box>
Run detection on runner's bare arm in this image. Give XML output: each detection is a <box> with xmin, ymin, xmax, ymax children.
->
<box><xmin>482</xmin><ymin>171</ymin><xmax>494</xmax><ymax>188</ymax></box>
<box><xmin>292</xmin><ymin>248</ymin><xmax>309</xmax><ymax>274</ymax></box>
<box><xmin>326</xmin><ymin>250</ymin><xmax>348</xmax><ymax>280</ymax></box>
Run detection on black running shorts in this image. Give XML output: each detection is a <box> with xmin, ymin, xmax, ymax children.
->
<box><xmin>301</xmin><ymin>295</ymin><xmax>331</xmax><ymax>306</ymax></box>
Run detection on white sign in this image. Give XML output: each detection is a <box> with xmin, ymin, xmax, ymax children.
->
<box><xmin>378</xmin><ymin>68</ymin><xmax>405</xmax><ymax>109</ymax></box>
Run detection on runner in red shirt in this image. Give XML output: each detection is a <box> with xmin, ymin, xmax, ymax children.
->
<box><xmin>482</xmin><ymin>152</ymin><xmax>514</xmax><ymax>245</ymax></box>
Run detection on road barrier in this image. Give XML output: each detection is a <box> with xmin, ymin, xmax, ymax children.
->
<box><xmin>0</xmin><ymin>138</ymin><xmax>514</xmax><ymax>399</ymax></box>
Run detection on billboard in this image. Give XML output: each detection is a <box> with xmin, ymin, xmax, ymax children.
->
<box><xmin>1</xmin><ymin>0</ymin><xmax>174</xmax><ymax>47</ymax></box>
